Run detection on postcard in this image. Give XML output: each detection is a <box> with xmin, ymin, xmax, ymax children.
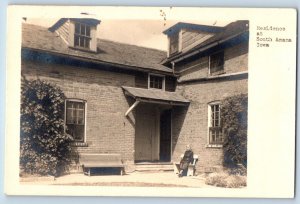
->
<box><xmin>5</xmin><ymin>5</ymin><xmax>297</xmax><ymax>198</ymax></box>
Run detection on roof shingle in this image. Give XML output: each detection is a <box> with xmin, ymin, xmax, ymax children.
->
<box><xmin>22</xmin><ymin>23</ymin><xmax>172</xmax><ymax>73</ymax></box>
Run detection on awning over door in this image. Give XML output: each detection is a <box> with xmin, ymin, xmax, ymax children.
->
<box><xmin>122</xmin><ymin>86</ymin><xmax>189</xmax><ymax>105</ymax></box>
<box><xmin>122</xmin><ymin>86</ymin><xmax>189</xmax><ymax>116</ymax></box>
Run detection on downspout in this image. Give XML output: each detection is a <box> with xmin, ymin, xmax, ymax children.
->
<box><xmin>172</xmin><ymin>61</ymin><xmax>181</xmax><ymax>78</ymax></box>
<box><xmin>171</xmin><ymin>61</ymin><xmax>175</xmax><ymax>76</ymax></box>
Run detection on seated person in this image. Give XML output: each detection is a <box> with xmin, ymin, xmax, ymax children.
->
<box><xmin>178</xmin><ymin>145</ymin><xmax>194</xmax><ymax>177</ymax></box>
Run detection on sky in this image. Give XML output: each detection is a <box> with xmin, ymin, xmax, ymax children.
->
<box><xmin>25</xmin><ymin>18</ymin><xmax>230</xmax><ymax>51</ymax></box>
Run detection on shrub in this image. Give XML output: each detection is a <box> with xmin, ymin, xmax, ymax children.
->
<box><xmin>226</xmin><ymin>175</ymin><xmax>247</xmax><ymax>188</ymax></box>
<box><xmin>221</xmin><ymin>94</ymin><xmax>248</xmax><ymax>168</ymax></box>
<box><xmin>20</xmin><ymin>77</ymin><xmax>75</xmax><ymax>176</ymax></box>
<box><xmin>205</xmin><ymin>172</ymin><xmax>247</xmax><ymax>188</ymax></box>
<box><xmin>205</xmin><ymin>172</ymin><xmax>228</xmax><ymax>187</ymax></box>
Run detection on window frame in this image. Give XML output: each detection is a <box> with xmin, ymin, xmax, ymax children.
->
<box><xmin>148</xmin><ymin>73</ymin><xmax>166</xmax><ymax>91</ymax></box>
<box><xmin>74</xmin><ymin>22</ymin><xmax>92</xmax><ymax>49</ymax></box>
<box><xmin>64</xmin><ymin>99</ymin><xmax>87</xmax><ymax>144</ymax></box>
<box><xmin>207</xmin><ymin>101</ymin><xmax>223</xmax><ymax>147</ymax></box>
<box><xmin>208</xmin><ymin>51</ymin><xmax>225</xmax><ymax>75</ymax></box>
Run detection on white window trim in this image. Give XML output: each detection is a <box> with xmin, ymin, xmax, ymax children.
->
<box><xmin>148</xmin><ymin>73</ymin><xmax>166</xmax><ymax>91</ymax></box>
<box><xmin>64</xmin><ymin>99</ymin><xmax>87</xmax><ymax>144</ymax></box>
<box><xmin>208</xmin><ymin>50</ymin><xmax>225</xmax><ymax>75</ymax></box>
<box><xmin>206</xmin><ymin>101</ymin><xmax>223</xmax><ymax>148</ymax></box>
<box><xmin>74</xmin><ymin>22</ymin><xmax>92</xmax><ymax>49</ymax></box>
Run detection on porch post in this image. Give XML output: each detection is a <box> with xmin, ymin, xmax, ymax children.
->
<box><xmin>125</xmin><ymin>100</ymin><xmax>140</xmax><ymax>117</ymax></box>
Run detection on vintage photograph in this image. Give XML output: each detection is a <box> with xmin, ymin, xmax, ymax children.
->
<box><xmin>19</xmin><ymin>16</ymin><xmax>249</xmax><ymax>188</ymax></box>
<box><xmin>4</xmin><ymin>6</ymin><xmax>297</xmax><ymax>198</ymax></box>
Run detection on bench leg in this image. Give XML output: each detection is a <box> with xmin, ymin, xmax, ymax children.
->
<box><xmin>83</xmin><ymin>167</ymin><xmax>88</xmax><ymax>176</ymax></box>
<box><xmin>88</xmin><ymin>168</ymin><xmax>91</xmax><ymax>176</ymax></box>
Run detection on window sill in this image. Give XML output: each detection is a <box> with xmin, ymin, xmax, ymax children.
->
<box><xmin>72</xmin><ymin>142</ymin><xmax>88</xmax><ymax>147</ymax></box>
<box><xmin>148</xmin><ymin>87</ymin><xmax>165</xmax><ymax>91</ymax></box>
<box><xmin>206</xmin><ymin>144</ymin><xmax>223</xmax><ymax>148</ymax></box>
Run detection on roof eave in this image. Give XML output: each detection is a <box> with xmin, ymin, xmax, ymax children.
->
<box><xmin>138</xmin><ymin>98</ymin><xmax>189</xmax><ymax>106</ymax></box>
<box><xmin>22</xmin><ymin>46</ymin><xmax>174</xmax><ymax>76</ymax></box>
<box><xmin>164</xmin><ymin>30</ymin><xmax>249</xmax><ymax>64</ymax></box>
<box><xmin>49</xmin><ymin>18</ymin><xmax>101</xmax><ymax>32</ymax></box>
<box><xmin>163</xmin><ymin>22</ymin><xmax>223</xmax><ymax>35</ymax></box>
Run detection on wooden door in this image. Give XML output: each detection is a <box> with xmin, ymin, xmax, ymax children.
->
<box><xmin>159</xmin><ymin>109</ymin><xmax>172</xmax><ymax>161</ymax></box>
<box><xmin>135</xmin><ymin>106</ymin><xmax>156</xmax><ymax>161</ymax></box>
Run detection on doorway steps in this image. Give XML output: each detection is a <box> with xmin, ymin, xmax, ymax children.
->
<box><xmin>135</xmin><ymin>162</ymin><xmax>174</xmax><ymax>172</ymax></box>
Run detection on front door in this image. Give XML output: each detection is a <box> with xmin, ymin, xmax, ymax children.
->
<box><xmin>159</xmin><ymin>109</ymin><xmax>172</xmax><ymax>161</ymax></box>
<box><xmin>135</xmin><ymin>104</ymin><xmax>159</xmax><ymax>161</ymax></box>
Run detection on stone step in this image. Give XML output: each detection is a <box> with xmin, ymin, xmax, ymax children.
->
<box><xmin>135</xmin><ymin>163</ymin><xmax>174</xmax><ymax>172</ymax></box>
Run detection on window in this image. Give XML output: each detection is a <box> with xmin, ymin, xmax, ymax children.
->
<box><xmin>149</xmin><ymin>74</ymin><xmax>165</xmax><ymax>90</ymax></box>
<box><xmin>74</xmin><ymin>23</ymin><xmax>91</xmax><ymax>49</ymax></box>
<box><xmin>208</xmin><ymin>103</ymin><xmax>223</xmax><ymax>145</ymax></box>
<box><xmin>65</xmin><ymin>100</ymin><xmax>86</xmax><ymax>142</ymax></box>
<box><xmin>209</xmin><ymin>51</ymin><xmax>225</xmax><ymax>74</ymax></box>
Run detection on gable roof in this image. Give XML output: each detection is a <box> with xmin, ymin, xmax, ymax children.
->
<box><xmin>22</xmin><ymin>23</ymin><xmax>172</xmax><ymax>74</ymax></box>
<box><xmin>164</xmin><ymin>20</ymin><xmax>249</xmax><ymax>63</ymax></box>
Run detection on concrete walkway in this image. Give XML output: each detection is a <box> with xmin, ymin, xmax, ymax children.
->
<box><xmin>21</xmin><ymin>171</ymin><xmax>211</xmax><ymax>188</ymax></box>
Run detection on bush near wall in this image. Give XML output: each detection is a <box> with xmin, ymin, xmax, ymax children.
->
<box><xmin>20</xmin><ymin>77</ymin><xmax>75</xmax><ymax>176</ymax></box>
<box><xmin>205</xmin><ymin>172</ymin><xmax>247</xmax><ymax>188</ymax></box>
<box><xmin>221</xmin><ymin>94</ymin><xmax>248</xmax><ymax>169</ymax></box>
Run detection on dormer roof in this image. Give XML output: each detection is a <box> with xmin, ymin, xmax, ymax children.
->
<box><xmin>49</xmin><ymin>18</ymin><xmax>101</xmax><ymax>32</ymax></box>
<box><xmin>163</xmin><ymin>22</ymin><xmax>223</xmax><ymax>36</ymax></box>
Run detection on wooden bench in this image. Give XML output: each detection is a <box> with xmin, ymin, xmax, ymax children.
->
<box><xmin>79</xmin><ymin>153</ymin><xmax>125</xmax><ymax>176</ymax></box>
<box><xmin>173</xmin><ymin>154</ymin><xmax>199</xmax><ymax>176</ymax></box>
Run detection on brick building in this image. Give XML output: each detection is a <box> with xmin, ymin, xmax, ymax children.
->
<box><xmin>21</xmin><ymin>18</ymin><xmax>249</xmax><ymax>172</ymax></box>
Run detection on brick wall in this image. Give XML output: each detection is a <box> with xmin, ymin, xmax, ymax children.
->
<box><xmin>172</xmin><ymin>40</ymin><xmax>249</xmax><ymax>172</ymax></box>
<box><xmin>22</xmin><ymin>60</ymin><xmax>136</xmax><ymax>166</ymax></box>
<box><xmin>224</xmin><ymin>42</ymin><xmax>248</xmax><ymax>74</ymax></box>
<box><xmin>172</xmin><ymin>77</ymin><xmax>248</xmax><ymax>172</ymax></box>
<box><xmin>22</xmin><ymin>44</ymin><xmax>248</xmax><ymax>173</ymax></box>
<box><xmin>177</xmin><ymin>42</ymin><xmax>248</xmax><ymax>82</ymax></box>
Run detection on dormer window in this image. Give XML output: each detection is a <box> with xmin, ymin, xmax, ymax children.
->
<box><xmin>74</xmin><ymin>22</ymin><xmax>91</xmax><ymax>49</ymax></box>
<box><xmin>148</xmin><ymin>74</ymin><xmax>165</xmax><ymax>90</ymax></box>
<box><xmin>49</xmin><ymin>18</ymin><xmax>100</xmax><ymax>52</ymax></box>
